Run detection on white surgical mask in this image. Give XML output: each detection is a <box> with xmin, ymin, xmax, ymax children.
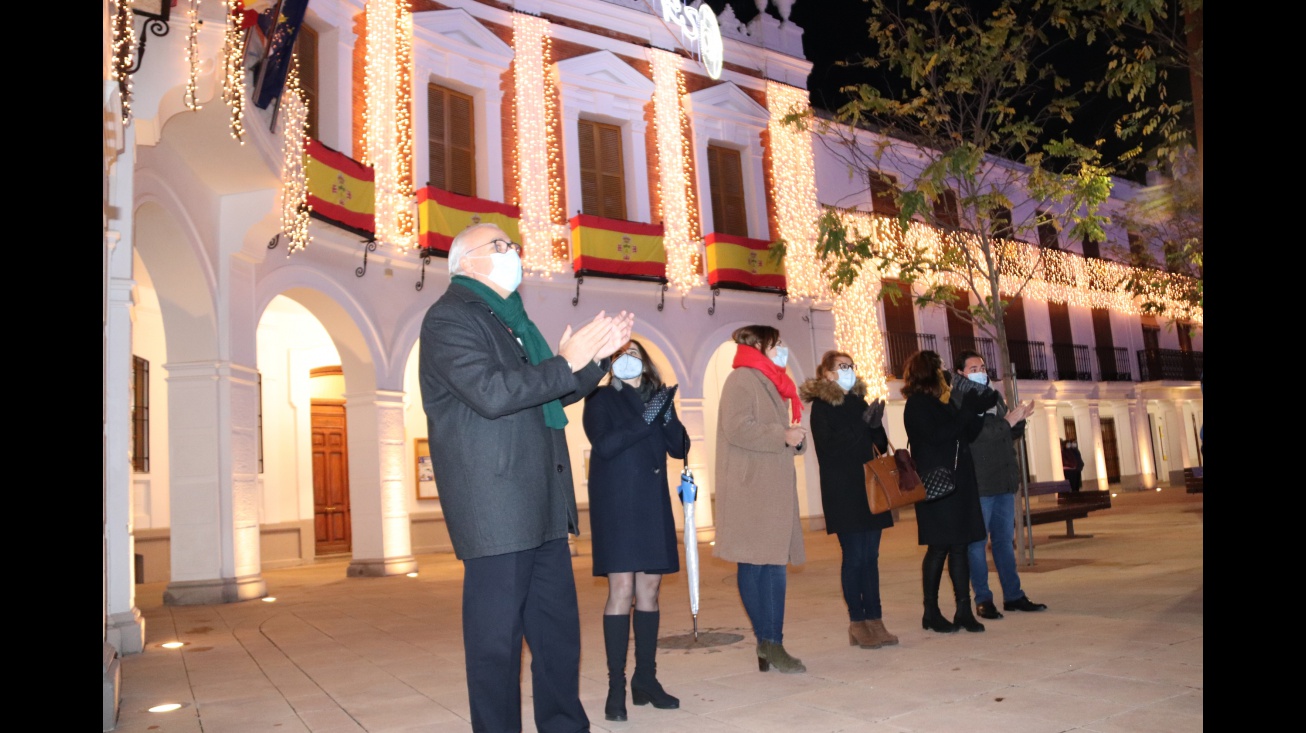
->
<box><xmin>836</xmin><ymin>369</ymin><xmax>857</xmax><ymax>391</ymax></box>
<box><xmin>966</xmin><ymin>371</ymin><xmax>989</xmax><ymax>387</ymax></box>
<box><xmin>771</xmin><ymin>345</ymin><xmax>789</xmax><ymax>368</ymax></box>
<box><xmin>485</xmin><ymin>249</ymin><xmax>523</xmax><ymax>293</ymax></box>
<box><xmin>612</xmin><ymin>354</ymin><xmax>643</xmax><ymax>380</ymax></box>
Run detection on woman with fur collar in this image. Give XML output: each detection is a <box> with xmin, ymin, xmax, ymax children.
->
<box><xmin>799</xmin><ymin>350</ymin><xmax>898</xmax><ymax>649</ymax></box>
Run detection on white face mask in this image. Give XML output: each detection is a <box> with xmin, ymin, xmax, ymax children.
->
<box><xmin>836</xmin><ymin>369</ymin><xmax>857</xmax><ymax>391</ymax></box>
<box><xmin>483</xmin><ymin>249</ymin><xmax>523</xmax><ymax>293</ymax></box>
<box><xmin>771</xmin><ymin>345</ymin><xmax>789</xmax><ymax>368</ymax></box>
<box><xmin>966</xmin><ymin>371</ymin><xmax>989</xmax><ymax>387</ymax></box>
<box><xmin>612</xmin><ymin>354</ymin><xmax>643</xmax><ymax>380</ymax></box>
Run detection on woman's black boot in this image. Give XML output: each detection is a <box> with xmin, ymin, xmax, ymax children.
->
<box><xmin>921</xmin><ymin>547</ymin><xmax>957</xmax><ymax>633</ymax></box>
<box><xmin>603</xmin><ymin>614</ymin><xmax>630</xmax><ymax>721</ymax></box>
<box><xmin>630</xmin><ymin>610</ymin><xmax>679</xmax><ymax>708</ymax></box>
<box><xmin>947</xmin><ymin>545</ymin><xmax>984</xmax><ymax>632</ymax></box>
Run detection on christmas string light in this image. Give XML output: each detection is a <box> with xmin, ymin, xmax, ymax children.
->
<box><xmin>279</xmin><ymin>54</ymin><xmax>312</xmax><ymax>254</ymax></box>
<box><xmin>512</xmin><ymin>13</ymin><xmax>568</xmax><ymax>274</ymax></box>
<box><xmin>111</xmin><ymin>0</ymin><xmax>137</xmax><ymax>126</ymax></box>
<box><xmin>766</xmin><ymin>81</ymin><xmax>829</xmax><ymax>302</ymax></box>
<box><xmin>650</xmin><ymin>48</ymin><xmax>702</xmax><ymax>296</ymax></box>
<box><xmin>184</xmin><ymin>0</ymin><xmax>202</xmax><ymax>111</ymax></box>
<box><xmin>364</xmin><ymin>0</ymin><xmax>417</xmax><ymax>252</ymax></box>
<box><xmin>221</xmin><ymin>0</ymin><xmax>247</xmax><ymax>142</ymax></box>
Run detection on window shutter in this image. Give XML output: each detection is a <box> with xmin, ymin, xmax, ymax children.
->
<box><xmin>579</xmin><ymin>120</ymin><xmax>625</xmax><ymax>219</ymax></box>
<box><xmin>295</xmin><ymin>24</ymin><xmax>319</xmax><ymax>140</ymax></box>
<box><xmin>708</xmin><ymin>145</ymin><xmax>747</xmax><ymax>236</ymax></box>
<box><xmin>870</xmin><ymin>172</ymin><xmax>899</xmax><ymax>216</ymax></box>
<box><xmin>428</xmin><ymin>84</ymin><xmax>475</xmax><ymax>196</ymax></box>
<box><xmin>933</xmin><ymin>188</ymin><xmax>959</xmax><ymax>228</ymax></box>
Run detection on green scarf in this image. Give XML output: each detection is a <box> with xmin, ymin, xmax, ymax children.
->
<box><xmin>452</xmin><ymin>275</ymin><xmax>568</xmax><ymax>429</ymax></box>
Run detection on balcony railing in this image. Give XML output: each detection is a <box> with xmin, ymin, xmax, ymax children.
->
<box><xmin>1051</xmin><ymin>343</ymin><xmax>1093</xmax><ymax>381</ymax></box>
<box><xmin>1094</xmin><ymin>346</ymin><xmax>1132</xmax><ymax>381</ymax></box>
<box><xmin>1137</xmin><ymin>349</ymin><xmax>1203</xmax><ymax>381</ymax></box>
<box><xmin>945</xmin><ymin>335</ymin><xmax>1000</xmax><ymax>382</ymax></box>
<box><xmin>1006</xmin><ymin>340</ymin><xmax>1049</xmax><ymax>380</ymax></box>
<box><xmin>884</xmin><ymin>331</ymin><xmax>937</xmax><ymax>378</ymax></box>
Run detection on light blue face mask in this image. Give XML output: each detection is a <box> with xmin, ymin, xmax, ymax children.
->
<box><xmin>836</xmin><ymin>369</ymin><xmax>857</xmax><ymax>391</ymax></box>
<box><xmin>771</xmin><ymin>345</ymin><xmax>789</xmax><ymax>368</ymax></box>
<box><xmin>485</xmin><ymin>249</ymin><xmax>523</xmax><ymax>293</ymax></box>
<box><xmin>966</xmin><ymin>371</ymin><xmax>989</xmax><ymax>387</ymax></box>
<box><xmin>612</xmin><ymin>354</ymin><xmax>643</xmax><ymax>380</ymax></box>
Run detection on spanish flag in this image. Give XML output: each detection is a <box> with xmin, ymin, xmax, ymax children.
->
<box><xmin>417</xmin><ymin>187</ymin><xmax>521</xmax><ymax>256</ymax></box>
<box><xmin>570</xmin><ymin>214</ymin><xmax>666</xmax><ymax>281</ymax></box>
<box><xmin>305</xmin><ymin>139</ymin><xmax>375</xmax><ymax>235</ymax></box>
<box><xmin>705</xmin><ymin>232</ymin><xmax>786</xmax><ymax>292</ymax></box>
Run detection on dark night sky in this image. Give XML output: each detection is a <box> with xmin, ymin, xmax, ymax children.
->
<box><xmin>699</xmin><ymin>0</ymin><xmax>1160</xmax><ymax>179</ymax></box>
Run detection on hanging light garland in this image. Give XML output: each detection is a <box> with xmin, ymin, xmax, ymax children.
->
<box><xmin>649</xmin><ymin>48</ymin><xmax>702</xmax><ymax>296</ymax></box>
<box><xmin>278</xmin><ymin>54</ymin><xmax>312</xmax><ymax>254</ymax></box>
<box><xmin>832</xmin><ymin>208</ymin><xmax>1203</xmax><ymax>324</ymax></box>
<box><xmin>183</xmin><ymin>0</ymin><xmax>203</xmax><ymax>110</ymax></box>
<box><xmin>766</xmin><ymin>81</ymin><xmax>829</xmax><ymax>303</ymax></box>
<box><xmin>512</xmin><ymin>12</ymin><xmax>568</xmax><ymax>274</ymax></box>
<box><xmin>111</xmin><ymin>0</ymin><xmax>137</xmax><ymax>126</ymax></box>
<box><xmin>833</xmin><ymin>273</ymin><xmax>890</xmax><ymax>402</ymax></box>
<box><xmin>221</xmin><ymin>0</ymin><xmax>248</xmax><ymax>142</ymax></box>
<box><xmin>363</xmin><ymin>0</ymin><xmax>417</xmax><ymax>252</ymax></box>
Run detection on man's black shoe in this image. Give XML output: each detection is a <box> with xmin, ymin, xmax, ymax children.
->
<box><xmin>976</xmin><ymin>600</ymin><xmax>1004</xmax><ymax>620</ymax></box>
<box><xmin>1003</xmin><ymin>596</ymin><xmax>1048</xmax><ymax>612</ymax></box>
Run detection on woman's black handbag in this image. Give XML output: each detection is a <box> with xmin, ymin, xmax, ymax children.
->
<box><xmin>923</xmin><ymin>441</ymin><xmax>959</xmax><ymax>501</ymax></box>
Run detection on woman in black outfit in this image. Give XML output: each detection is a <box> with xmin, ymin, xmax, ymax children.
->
<box><xmin>800</xmin><ymin>350</ymin><xmax>898</xmax><ymax>649</ymax></box>
<box><xmin>901</xmin><ymin>350</ymin><xmax>997</xmax><ymax>633</ymax></box>
<box><xmin>583</xmin><ymin>339</ymin><xmax>687</xmax><ymax>721</ymax></box>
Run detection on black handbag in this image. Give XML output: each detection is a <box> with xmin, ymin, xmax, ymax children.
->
<box><xmin>922</xmin><ymin>441</ymin><xmax>959</xmax><ymax>501</ymax></box>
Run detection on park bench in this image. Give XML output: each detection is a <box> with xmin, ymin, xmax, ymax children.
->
<box><xmin>1022</xmin><ymin>480</ymin><xmax>1112</xmax><ymax>539</ymax></box>
<box><xmin>1184</xmin><ymin>466</ymin><xmax>1203</xmax><ymax>494</ymax></box>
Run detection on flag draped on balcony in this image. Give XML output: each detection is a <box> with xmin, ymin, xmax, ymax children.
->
<box><xmin>570</xmin><ymin>214</ymin><xmax>666</xmax><ymax>281</ymax></box>
<box><xmin>305</xmin><ymin>139</ymin><xmax>375</xmax><ymax>236</ymax></box>
<box><xmin>417</xmin><ymin>187</ymin><xmax>521</xmax><ymax>256</ymax></box>
<box><xmin>252</xmin><ymin>0</ymin><xmax>310</xmax><ymax>110</ymax></box>
<box><xmin>705</xmin><ymin>232</ymin><xmax>786</xmax><ymax>293</ymax></box>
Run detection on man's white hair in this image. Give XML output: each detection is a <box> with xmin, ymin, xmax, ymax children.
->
<box><xmin>447</xmin><ymin>223</ymin><xmax>503</xmax><ymax>276</ymax></box>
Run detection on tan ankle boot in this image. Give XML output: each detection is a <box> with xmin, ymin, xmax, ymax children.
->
<box><xmin>848</xmin><ymin>621</ymin><xmax>881</xmax><ymax>648</ymax></box>
<box><xmin>865</xmin><ymin>618</ymin><xmax>899</xmax><ymax>646</ymax></box>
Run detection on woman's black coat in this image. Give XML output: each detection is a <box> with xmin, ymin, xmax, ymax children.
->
<box><xmin>800</xmin><ymin>377</ymin><xmax>893</xmax><ymax>535</ymax></box>
<box><xmin>904</xmin><ymin>391</ymin><xmax>989</xmax><ymax>546</ymax></box>
<box><xmin>582</xmin><ymin>382</ymin><xmax>688</xmax><ymax>576</ymax></box>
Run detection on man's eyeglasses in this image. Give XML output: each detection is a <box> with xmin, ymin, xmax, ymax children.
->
<box><xmin>470</xmin><ymin>239</ymin><xmax>522</xmax><ymax>255</ymax></box>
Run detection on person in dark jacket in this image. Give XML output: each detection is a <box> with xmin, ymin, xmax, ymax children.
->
<box><xmin>902</xmin><ymin>350</ymin><xmax>996</xmax><ymax>634</ymax></box>
<box><xmin>1061</xmin><ymin>439</ymin><xmax>1085</xmax><ymax>491</ymax></box>
<box><xmin>583</xmin><ymin>339</ymin><xmax>687</xmax><ymax>722</ymax></box>
<box><xmin>799</xmin><ymin>350</ymin><xmax>899</xmax><ymax>650</ymax></box>
<box><xmin>419</xmin><ymin>223</ymin><xmax>633</xmax><ymax>733</ymax></box>
<box><xmin>950</xmin><ymin>350</ymin><xmax>1047</xmax><ymax>620</ymax></box>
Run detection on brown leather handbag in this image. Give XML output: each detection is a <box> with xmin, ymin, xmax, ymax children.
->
<box><xmin>865</xmin><ymin>442</ymin><xmax>927</xmax><ymax>514</ymax></box>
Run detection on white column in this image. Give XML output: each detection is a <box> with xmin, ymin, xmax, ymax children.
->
<box><xmin>162</xmin><ymin>361</ymin><xmax>268</xmax><ymax>604</ymax></box>
<box><xmin>345</xmin><ymin>390</ymin><xmax>418</xmax><ymax>577</ymax></box>
<box><xmin>1129</xmin><ymin>398</ymin><xmax>1157</xmax><ymax>490</ymax></box>
<box><xmin>1162</xmin><ymin>399</ymin><xmax>1191</xmax><ymax>486</ymax></box>
<box><xmin>1037</xmin><ymin>401</ymin><xmax>1063</xmax><ymax>482</ymax></box>
<box><xmin>105</xmin><ymin>236</ymin><xmax>144</xmax><ymax>655</ymax></box>
<box><xmin>1072</xmin><ymin>400</ymin><xmax>1107</xmax><ymax>491</ymax></box>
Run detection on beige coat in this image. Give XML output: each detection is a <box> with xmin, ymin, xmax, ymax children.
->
<box><xmin>712</xmin><ymin>367</ymin><xmax>807</xmax><ymax>566</ymax></box>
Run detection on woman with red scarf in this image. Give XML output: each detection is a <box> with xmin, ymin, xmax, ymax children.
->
<box><xmin>713</xmin><ymin>325</ymin><xmax>809</xmax><ymax>673</ymax></box>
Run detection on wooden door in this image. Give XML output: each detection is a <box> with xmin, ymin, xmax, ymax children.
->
<box><xmin>311</xmin><ymin>401</ymin><xmax>352</xmax><ymax>555</ymax></box>
<box><xmin>881</xmin><ymin>278</ymin><xmax>916</xmax><ymax>377</ymax></box>
<box><xmin>1100</xmin><ymin>417</ymin><xmax>1121</xmax><ymax>483</ymax></box>
<box><xmin>1048</xmin><ymin>300</ymin><xmax>1076</xmax><ymax>379</ymax></box>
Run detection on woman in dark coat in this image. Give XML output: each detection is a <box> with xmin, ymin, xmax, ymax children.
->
<box><xmin>800</xmin><ymin>350</ymin><xmax>898</xmax><ymax>650</ymax></box>
<box><xmin>901</xmin><ymin>350</ymin><xmax>996</xmax><ymax>634</ymax></box>
<box><xmin>582</xmin><ymin>339</ymin><xmax>686</xmax><ymax>721</ymax></box>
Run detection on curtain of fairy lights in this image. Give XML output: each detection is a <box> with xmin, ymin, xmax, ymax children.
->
<box><xmin>364</xmin><ymin>0</ymin><xmax>417</xmax><ymax>251</ymax></box>
<box><xmin>766</xmin><ymin>81</ymin><xmax>829</xmax><ymax>303</ymax></box>
<box><xmin>222</xmin><ymin>0</ymin><xmax>248</xmax><ymax>141</ymax></box>
<box><xmin>279</xmin><ymin>56</ymin><xmax>312</xmax><ymax>253</ymax></box>
<box><xmin>512</xmin><ymin>12</ymin><xmax>568</xmax><ymax>274</ymax></box>
<box><xmin>650</xmin><ymin>48</ymin><xmax>702</xmax><ymax>296</ymax></box>
<box><xmin>111</xmin><ymin>0</ymin><xmax>137</xmax><ymax>126</ymax></box>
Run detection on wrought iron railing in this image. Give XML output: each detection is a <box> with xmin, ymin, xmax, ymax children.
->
<box><xmin>1005</xmin><ymin>340</ymin><xmax>1049</xmax><ymax>380</ymax></box>
<box><xmin>884</xmin><ymin>331</ymin><xmax>937</xmax><ymax>378</ymax></box>
<box><xmin>1137</xmin><ymin>349</ymin><xmax>1203</xmax><ymax>381</ymax></box>
<box><xmin>1051</xmin><ymin>343</ymin><xmax>1093</xmax><ymax>381</ymax></box>
<box><xmin>1094</xmin><ymin>346</ymin><xmax>1132</xmax><ymax>381</ymax></box>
